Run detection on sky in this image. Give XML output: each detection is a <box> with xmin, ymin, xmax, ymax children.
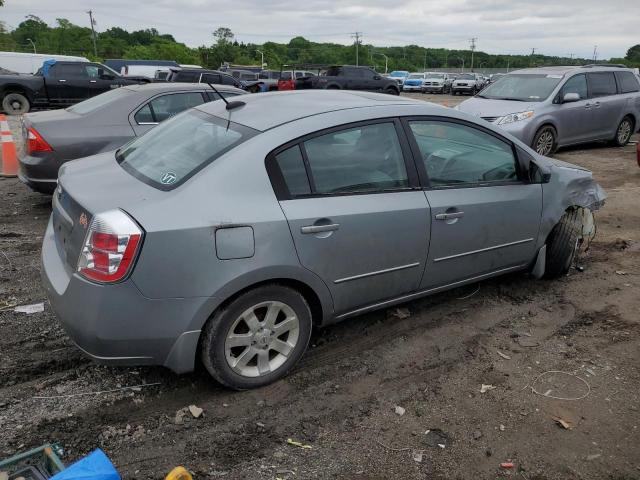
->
<box><xmin>2</xmin><ymin>0</ymin><xmax>639</xmax><ymax>59</ymax></box>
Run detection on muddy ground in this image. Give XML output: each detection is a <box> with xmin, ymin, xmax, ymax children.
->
<box><xmin>1</xmin><ymin>94</ymin><xmax>639</xmax><ymax>479</ymax></box>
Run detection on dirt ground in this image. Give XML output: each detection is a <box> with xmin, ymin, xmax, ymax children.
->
<box><xmin>1</xmin><ymin>94</ymin><xmax>639</xmax><ymax>480</ymax></box>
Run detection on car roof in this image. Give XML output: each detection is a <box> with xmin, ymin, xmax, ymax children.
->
<box><xmin>509</xmin><ymin>65</ymin><xmax>636</xmax><ymax>76</ymax></box>
<box><xmin>195</xmin><ymin>89</ymin><xmax>425</xmax><ymax>131</ymax></box>
<box><xmin>122</xmin><ymin>82</ymin><xmax>244</xmax><ymax>94</ymax></box>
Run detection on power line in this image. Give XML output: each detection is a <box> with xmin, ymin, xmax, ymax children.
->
<box><xmin>351</xmin><ymin>32</ymin><xmax>362</xmax><ymax>66</ymax></box>
<box><xmin>87</xmin><ymin>10</ymin><xmax>98</xmax><ymax>58</ymax></box>
<box><xmin>469</xmin><ymin>37</ymin><xmax>477</xmax><ymax>71</ymax></box>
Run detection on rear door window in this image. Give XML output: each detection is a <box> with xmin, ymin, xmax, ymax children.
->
<box><xmin>588</xmin><ymin>72</ymin><xmax>617</xmax><ymax>97</ymax></box>
<box><xmin>302</xmin><ymin>122</ymin><xmax>409</xmax><ymax>194</ymax></box>
<box><xmin>614</xmin><ymin>71</ymin><xmax>640</xmax><ymax>93</ymax></box>
<box><xmin>274</xmin><ymin>145</ymin><xmax>311</xmax><ymax>196</ymax></box>
<box><xmin>53</xmin><ymin>64</ymin><xmax>87</xmax><ymax>79</ymax></box>
<box><xmin>201</xmin><ymin>73</ymin><xmax>222</xmax><ymax>83</ymax></box>
<box><xmin>135</xmin><ymin>92</ymin><xmax>206</xmax><ymax>124</ymax></box>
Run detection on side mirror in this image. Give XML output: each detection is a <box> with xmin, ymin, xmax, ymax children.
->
<box><xmin>562</xmin><ymin>92</ymin><xmax>580</xmax><ymax>103</ymax></box>
<box><xmin>373</xmin><ymin>75</ymin><xmax>381</xmax><ymax>80</ymax></box>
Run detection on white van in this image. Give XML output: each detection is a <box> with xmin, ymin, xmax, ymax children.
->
<box><xmin>0</xmin><ymin>51</ymin><xmax>89</xmax><ymax>74</ymax></box>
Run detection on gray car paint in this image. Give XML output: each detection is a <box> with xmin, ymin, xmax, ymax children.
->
<box><xmin>19</xmin><ymin>82</ymin><xmax>244</xmax><ymax>193</ymax></box>
<box><xmin>457</xmin><ymin>66</ymin><xmax>640</xmax><ymax>149</ymax></box>
<box><xmin>41</xmin><ymin>90</ymin><xmax>606</xmax><ymax>374</ymax></box>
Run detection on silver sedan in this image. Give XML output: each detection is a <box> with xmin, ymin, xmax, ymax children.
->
<box><xmin>42</xmin><ymin>90</ymin><xmax>605</xmax><ymax>389</ymax></box>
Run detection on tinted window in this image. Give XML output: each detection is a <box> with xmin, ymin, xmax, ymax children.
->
<box><xmin>54</xmin><ymin>64</ymin><xmax>86</xmax><ymax>78</ymax></box>
<box><xmin>346</xmin><ymin>68</ymin><xmax>365</xmax><ymax>78</ymax></box>
<box><xmin>561</xmin><ymin>74</ymin><xmax>588</xmax><ymax>99</ymax></box>
<box><xmin>326</xmin><ymin>67</ymin><xmax>343</xmax><ymax>76</ymax></box>
<box><xmin>281</xmin><ymin>71</ymin><xmax>292</xmax><ymax>80</ymax></box>
<box><xmin>201</xmin><ymin>73</ymin><xmax>221</xmax><ymax>83</ymax></box>
<box><xmin>174</xmin><ymin>71</ymin><xmax>199</xmax><ymax>82</ymax></box>
<box><xmin>118</xmin><ymin>109</ymin><xmax>256</xmax><ymax>190</ymax></box>
<box><xmin>588</xmin><ymin>72</ymin><xmax>617</xmax><ymax>97</ymax></box>
<box><xmin>67</xmin><ymin>87</ymin><xmax>133</xmax><ymax>114</ymax></box>
<box><xmin>408</xmin><ymin>121</ymin><xmax>517</xmax><ymax>186</ymax></box>
<box><xmin>303</xmin><ymin>123</ymin><xmax>408</xmax><ymax>194</ymax></box>
<box><xmin>220</xmin><ymin>75</ymin><xmax>237</xmax><ymax>86</ymax></box>
<box><xmin>275</xmin><ymin>145</ymin><xmax>311</xmax><ymax>196</ymax></box>
<box><xmin>146</xmin><ymin>92</ymin><xmax>205</xmax><ymax>122</ymax></box>
<box><xmin>614</xmin><ymin>71</ymin><xmax>640</xmax><ymax>93</ymax></box>
<box><xmin>134</xmin><ymin>104</ymin><xmax>154</xmax><ymax>123</ymax></box>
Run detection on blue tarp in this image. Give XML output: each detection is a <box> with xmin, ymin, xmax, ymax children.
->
<box><xmin>50</xmin><ymin>449</ymin><xmax>120</xmax><ymax>480</ymax></box>
<box><xmin>41</xmin><ymin>59</ymin><xmax>57</xmax><ymax>77</ymax></box>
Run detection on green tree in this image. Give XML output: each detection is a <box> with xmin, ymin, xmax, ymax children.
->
<box><xmin>213</xmin><ymin>27</ymin><xmax>234</xmax><ymax>45</ymax></box>
<box><xmin>626</xmin><ymin>45</ymin><xmax>640</xmax><ymax>62</ymax></box>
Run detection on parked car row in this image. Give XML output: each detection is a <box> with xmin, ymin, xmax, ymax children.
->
<box><xmin>36</xmin><ymin>89</ymin><xmax>605</xmax><ymax>390</ymax></box>
<box><xmin>402</xmin><ymin>72</ymin><xmax>454</xmax><ymax>94</ymax></box>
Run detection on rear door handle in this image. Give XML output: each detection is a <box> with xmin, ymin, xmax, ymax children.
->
<box><xmin>435</xmin><ymin>212</ymin><xmax>464</xmax><ymax>220</ymax></box>
<box><xmin>593</xmin><ymin>101</ymin><xmax>601</xmax><ymax>108</ymax></box>
<box><xmin>58</xmin><ymin>79</ymin><xmax>67</xmax><ymax>82</ymax></box>
<box><xmin>301</xmin><ymin>223</ymin><xmax>340</xmax><ymax>234</ymax></box>
<box><xmin>90</xmin><ymin>80</ymin><xmax>97</xmax><ymax>83</ymax></box>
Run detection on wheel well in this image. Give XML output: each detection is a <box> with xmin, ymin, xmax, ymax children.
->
<box><xmin>209</xmin><ymin>278</ymin><xmax>323</xmax><ymax>327</ymax></box>
<box><xmin>1</xmin><ymin>85</ymin><xmax>29</xmax><ymax>99</ymax></box>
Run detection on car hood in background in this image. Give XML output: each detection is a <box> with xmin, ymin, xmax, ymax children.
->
<box><xmin>457</xmin><ymin>97</ymin><xmax>538</xmax><ymax>118</ymax></box>
<box><xmin>404</xmin><ymin>79</ymin><xmax>423</xmax><ymax>85</ymax></box>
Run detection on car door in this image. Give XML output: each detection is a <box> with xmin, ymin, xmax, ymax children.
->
<box><xmin>553</xmin><ymin>74</ymin><xmax>593</xmax><ymax>145</ymax></box>
<box><xmin>48</xmin><ymin>63</ymin><xmax>90</xmax><ymax>105</ymax></box>
<box><xmin>343</xmin><ymin>67</ymin><xmax>365</xmax><ymax>90</ymax></box>
<box><xmin>85</xmin><ymin>64</ymin><xmax>120</xmax><ymax>97</ymax></box>
<box><xmin>268</xmin><ymin>119</ymin><xmax>430</xmax><ymax>314</ymax></box>
<box><xmin>587</xmin><ymin>72</ymin><xmax>624</xmax><ymax>139</ymax></box>
<box><xmin>403</xmin><ymin>118</ymin><xmax>542</xmax><ymax>290</ymax></box>
<box><xmin>130</xmin><ymin>91</ymin><xmax>207</xmax><ymax>136</ymax></box>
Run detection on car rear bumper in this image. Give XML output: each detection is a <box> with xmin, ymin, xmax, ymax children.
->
<box><xmin>19</xmin><ymin>153</ymin><xmax>59</xmax><ymax>194</ymax></box>
<box><xmin>41</xmin><ymin>217</ymin><xmax>206</xmax><ymax>374</ymax></box>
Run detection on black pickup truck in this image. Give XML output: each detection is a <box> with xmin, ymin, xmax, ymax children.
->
<box><xmin>294</xmin><ymin>65</ymin><xmax>400</xmax><ymax>94</ymax></box>
<box><xmin>0</xmin><ymin>61</ymin><xmax>149</xmax><ymax>114</ymax></box>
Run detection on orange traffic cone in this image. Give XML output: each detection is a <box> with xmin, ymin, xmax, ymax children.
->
<box><xmin>0</xmin><ymin>114</ymin><xmax>18</xmax><ymax>177</ymax></box>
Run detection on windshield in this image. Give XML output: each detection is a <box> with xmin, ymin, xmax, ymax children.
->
<box><xmin>408</xmin><ymin>74</ymin><xmax>424</xmax><ymax>79</ymax></box>
<box><xmin>427</xmin><ymin>74</ymin><xmax>445</xmax><ymax>79</ymax></box>
<box><xmin>479</xmin><ymin>73</ymin><xmax>563</xmax><ymax>101</ymax></box>
<box><xmin>67</xmin><ymin>87</ymin><xmax>133</xmax><ymax>114</ymax></box>
<box><xmin>117</xmin><ymin>109</ymin><xmax>257</xmax><ymax>190</ymax></box>
<box><xmin>389</xmin><ymin>71</ymin><xmax>407</xmax><ymax>77</ymax></box>
<box><xmin>457</xmin><ymin>74</ymin><xmax>475</xmax><ymax>80</ymax></box>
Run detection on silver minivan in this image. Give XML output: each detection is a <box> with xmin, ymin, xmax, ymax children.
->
<box><xmin>457</xmin><ymin>65</ymin><xmax>640</xmax><ymax>155</ymax></box>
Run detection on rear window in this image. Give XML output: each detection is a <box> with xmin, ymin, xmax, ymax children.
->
<box><xmin>67</xmin><ymin>87</ymin><xmax>133</xmax><ymax>114</ymax></box>
<box><xmin>614</xmin><ymin>71</ymin><xmax>640</xmax><ymax>93</ymax></box>
<box><xmin>117</xmin><ymin>109</ymin><xmax>257</xmax><ymax>190</ymax></box>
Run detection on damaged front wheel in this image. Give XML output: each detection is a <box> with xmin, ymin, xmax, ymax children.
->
<box><xmin>544</xmin><ymin>209</ymin><xmax>582</xmax><ymax>279</ymax></box>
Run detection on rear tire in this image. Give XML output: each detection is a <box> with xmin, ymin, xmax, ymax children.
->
<box><xmin>2</xmin><ymin>92</ymin><xmax>30</xmax><ymax>115</ymax></box>
<box><xmin>532</xmin><ymin>125</ymin><xmax>557</xmax><ymax>156</ymax></box>
<box><xmin>612</xmin><ymin>116</ymin><xmax>634</xmax><ymax>147</ymax></box>
<box><xmin>386</xmin><ymin>87</ymin><xmax>400</xmax><ymax>95</ymax></box>
<box><xmin>544</xmin><ymin>209</ymin><xmax>581</xmax><ymax>279</ymax></box>
<box><xmin>200</xmin><ymin>284</ymin><xmax>312</xmax><ymax>390</ymax></box>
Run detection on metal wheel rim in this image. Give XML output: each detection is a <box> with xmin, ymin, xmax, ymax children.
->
<box><xmin>225</xmin><ymin>301</ymin><xmax>300</xmax><ymax>378</ymax></box>
<box><xmin>536</xmin><ymin>131</ymin><xmax>554</xmax><ymax>155</ymax></box>
<box><xmin>617</xmin><ymin>120</ymin><xmax>631</xmax><ymax>144</ymax></box>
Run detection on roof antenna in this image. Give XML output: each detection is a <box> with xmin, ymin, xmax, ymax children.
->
<box><xmin>206</xmin><ymin>83</ymin><xmax>245</xmax><ymax>111</ymax></box>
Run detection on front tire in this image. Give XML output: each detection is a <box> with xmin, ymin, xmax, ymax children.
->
<box><xmin>612</xmin><ymin>116</ymin><xmax>634</xmax><ymax>147</ymax></box>
<box><xmin>2</xmin><ymin>92</ymin><xmax>30</xmax><ymax>115</ymax></box>
<box><xmin>200</xmin><ymin>284</ymin><xmax>312</xmax><ymax>389</ymax></box>
<box><xmin>532</xmin><ymin>125</ymin><xmax>557</xmax><ymax>156</ymax></box>
<box><xmin>544</xmin><ymin>209</ymin><xmax>582</xmax><ymax>279</ymax></box>
<box><xmin>386</xmin><ymin>87</ymin><xmax>400</xmax><ymax>95</ymax></box>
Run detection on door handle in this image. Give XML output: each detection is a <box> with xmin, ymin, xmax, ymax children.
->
<box><xmin>301</xmin><ymin>223</ymin><xmax>340</xmax><ymax>234</ymax></box>
<box><xmin>58</xmin><ymin>79</ymin><xmax>66</xmax><ymax>82</ymax></box>
<box><xmin>90</xmin><ymin>80</ymin><xmax>97</xmax><ymax>83</ymax></box>
<box><xmin>593</xmin><ymin>101</ymin><xmax>601</xmax><ymax>108</ymax></box>
<box><xmin>435</xmin><ymin>212</ymin><xmax>464</xmax><ymax>220</ymax></box>
<box><xmin>584</xmin><ymin>103</ymin><xmax>591</xmax><ymax>109</ymax></box>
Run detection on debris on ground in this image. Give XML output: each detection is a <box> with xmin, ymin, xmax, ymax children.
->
<box><xmin>394</xmin><ymin>406</ymin><xmax>406</xmax><ymax>416</ymax></box>
<box><xmin>388</xmin><ymin>307</ymin><xmax>411</xmax><ymax>319</ymax></box>
<box><xmin>286</xmin><ymin>439</ymin><xmax>312</xmax><ymax>450</ymax></box>
<box><xmin>480</xmin><ymin>384</ymin><xmax>496</xmax><ymax>393</ymax></box>
<box><xmin>499</xmin><ymin>424</ymin><xmax>506</xmax><ymax>432</ymax></box>
<box><xmin>472</xmin><ymin>430</ymin><xmax>483</xmax><ymax>440</ymax></box>
<box><xmin>423</xmin><ymin>429</ymin><xmax>451</xmax><ymax>448</ymax></box>
<box><xmin>13</xmin><ymin>302</ymin><xmax>44</xmax><ymax>314</ymax></box>
<box><xmin>551</xmin><ymin>415</ymin><xmax>574</xmax><ymax>430</ymax></box>
<box><xmin>412</xmin><ymin>451</ymin><xmax>423</xmax><ymax>463</ymax></box>
<box><xmin>586</xmin><ymin>453</ymin><xmax>602</xmax><ymax>461</ymax></box>
<box><xmin>500</xmin><ymin>462</ymin><xmax>515</xmax><ymax>469</ymax></box>
<box><xmin>188</xmin><ymin>405</ymin><xmax>203</xmax><ymax>419</ymax></box>
<box><xmin>164</xmin><ymin>466</ymin><xmax>193</xmax><ymax>480</ymax></box>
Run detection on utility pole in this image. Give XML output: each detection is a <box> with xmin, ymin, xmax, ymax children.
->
<box><xmin>87</xmin><ymin>10</ymin><xmax>98</xmax><ymax>58</ymax></box>
<box><xmin>592</xmin><ymin>45</ymin><xmax>598</xmax><ymax>62</ymax></box>
<box><xmin>423</xmin><ymin>51</ymin><xmax>427</xmax><ymax>72</ymax></box>
<box><xmin>530</xmin><ymin>47</ymin><xmax>536</xmax><ymax>67</ymax></box>
<box><xmin>256</xmin><ymin>49</ymin><xmax>265</xmax><ymax>68</ymax></box>
<box><xmin>469</xmin><ymin>37</ymin><xmax>477</xmax><ymax>71</ymax></box>
<box><xmin>351</xmin><ymin>32</ymin><xmax>362</xmax><ymax>66</ymax></box>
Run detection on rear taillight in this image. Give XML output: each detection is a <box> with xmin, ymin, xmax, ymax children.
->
<box><xmin>26</xmin><ymin>127</ymin><xmax>53</xmax><ymax>154</ymax></box>
<box><xmin>77</xmin><ymin>210</ymin><xmax>143</xmax><ymax>283</ymax></box>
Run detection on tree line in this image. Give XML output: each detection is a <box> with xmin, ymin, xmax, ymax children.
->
<box><xmin>1</xmin><ymin>16</ymin><xmax>638</xmax><ymax>72</ymax></box>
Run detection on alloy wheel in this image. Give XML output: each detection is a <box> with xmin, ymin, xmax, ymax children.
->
<box><xmin>224</xmin><ymin>301</ymin><xmax>300</xmax><ymax>378</ymax></box>
<box><xmin>617</xmin><ymin>119</ymin><xmax>632</xmax><ymax>145</ymax></box>
<box><xmin>536</xmin><ymin>130</ymin><xmax>554</xmax><ymax>156</ymax></box>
